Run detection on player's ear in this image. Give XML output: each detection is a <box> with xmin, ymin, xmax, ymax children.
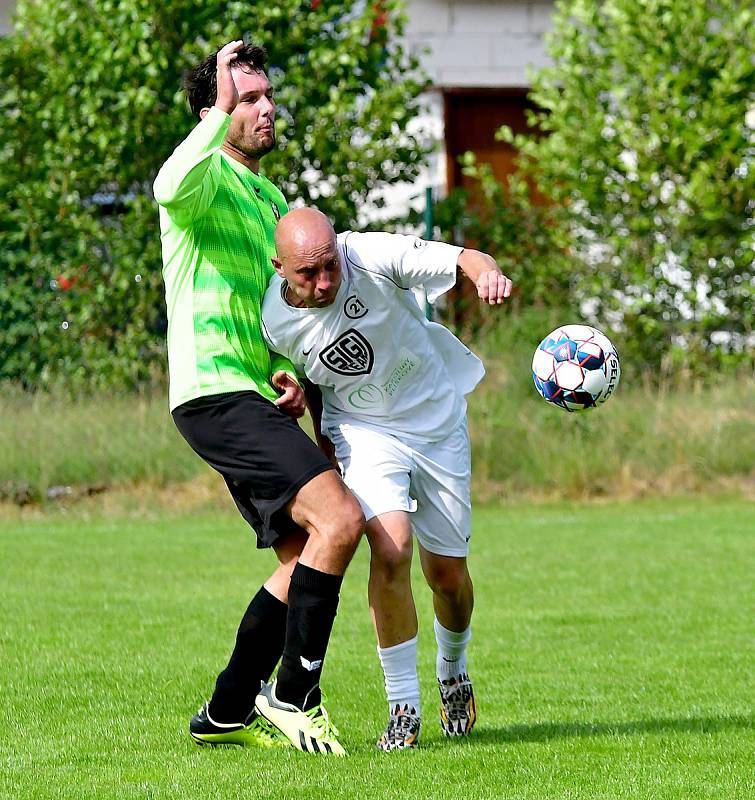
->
<box><xmin>271</xmin><ymin>257</ymin><xmax>284</xmax><ymax>276</ymax></box>
<box><xmin>199</xmin><ymin>107</ymin><xmax>211</xmax><ymax>120</ymax></box>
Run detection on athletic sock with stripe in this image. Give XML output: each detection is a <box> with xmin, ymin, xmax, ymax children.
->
<box><xmin>275</xmin><ymin>563</ymin><xmax>342</xmax><ymax>711</ymax></box>
<box><xmin>434</xmin><ymin>617</ymin><xmax>471</xmax><ymax>680</ymax></box>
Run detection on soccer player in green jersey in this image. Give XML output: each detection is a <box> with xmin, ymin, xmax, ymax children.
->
<box><xmin>154</xmin><ymin>40</ymin><xmax>364</xmax><ymax>755</ymax></box>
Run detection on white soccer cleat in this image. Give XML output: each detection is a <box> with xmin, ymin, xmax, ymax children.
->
<box><xmin>254</xmin><ymin>680</ymin><xmax>346</xmax><ymax>756</ymax></box>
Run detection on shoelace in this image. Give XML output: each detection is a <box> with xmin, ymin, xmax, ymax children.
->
<box><xmin>305</xmin><ymin>703</ymin><xmax>340</xmax><ymax>740</ymax></box>
<box><xmin>253</xmin><ymin>715</ymin><xmax>284</xmax><ymax>740</ymax></box>
<box><xmin>441</xmin><ymin>680</ymin><xmax>473</xmax><ymax>720</ymax></box>
<box><xmin>385</xmin><ymin>707</ymin><xmax>419</xmax><ymax>741</ymax></box>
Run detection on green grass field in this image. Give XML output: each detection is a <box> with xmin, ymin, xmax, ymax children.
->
<box><xmin>2</xmin><ymin>497</ymin><xmax>753</xmax><ymax>799</ymax></box>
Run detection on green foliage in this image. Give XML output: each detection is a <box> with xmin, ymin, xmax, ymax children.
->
<box><xmin>431</xmin><ymin>159</ymin><xmax>582</xmax><ymax>315</ymax></box>
<box><xmin>444</xmin><ymin>0</ymin><xmax>754</xmax><ymax>375</ymax></box>
<box><xmin>0</xmin><ymin>0</ymin><xmax>431</xmax><ymax>389</ymax></box>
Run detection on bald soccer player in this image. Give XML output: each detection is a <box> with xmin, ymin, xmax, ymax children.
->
<box><xmin>261</xmin><ymin>209</ymin><xmax>512</xmax><ymax>750</ymax></box>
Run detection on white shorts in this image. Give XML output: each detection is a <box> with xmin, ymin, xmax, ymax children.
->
<box><xmin>331</xmin><ymin>419</ymin><xmax>472</xmax><ymax>558</ymax></box>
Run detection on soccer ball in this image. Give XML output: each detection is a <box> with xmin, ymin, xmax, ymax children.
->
<box><xmin>532</xmin><ymin>324</ymin><xmax>621</xmax><ymax>411</ymax></box>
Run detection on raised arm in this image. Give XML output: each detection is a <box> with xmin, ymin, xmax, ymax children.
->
<box><xmin>213</xmin><ymin>40</ymin><xmax>243</xmax><ymax>114</ymax></box>
<box><xmin>457</xmin><ymin>249</ymin><xmax>513</xmax><ymax>306</ymax></box>
<box><xmin>153</xmin><ymin>41</ymin><xmax>243</xmax><ymax>212</ymax></box>
<box><xmin>344</xmin><ymin>232</ymin><xmax>513</xmax><ymax>307</ymax></box>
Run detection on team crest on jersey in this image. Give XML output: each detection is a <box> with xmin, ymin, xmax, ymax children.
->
<box><xmin>344</xmin><ymin>294</ymin><xmax>368</xmax><ymax>319</ymax></box>
<box><xmin>319</xmin><ymin>329</ymin><xmax>374</xmax><ymax>376</ymax></box>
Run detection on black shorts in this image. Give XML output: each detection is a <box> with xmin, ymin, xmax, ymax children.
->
<box><xmin>172</xmin><ymin>391</ymin><xmax>333</xmax><ymax>548</ymax></box>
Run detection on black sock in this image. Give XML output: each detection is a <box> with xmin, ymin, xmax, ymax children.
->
<box><xmin>208</xmin><ymin>586</ymin><xmax>287</xmax><ymax>722</ymax></box>
<box><xmin>275</xmin><ymin>564</ymin><xmax>343</xmax><ymax>711</ymax></box>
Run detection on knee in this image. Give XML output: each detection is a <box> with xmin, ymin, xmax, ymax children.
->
<box><xmin>370</xmin><ymin>538</ymin><xmax>413</xmax><ymax>584</ymax></box>
<box><xmin>426</xmin><ymin>562</ymin><xmax>470</xmax><ymax>600</ymax></box>
<box><xmin>323</xmin><ymin>492</ymin><xmax>365</xmax><ymax>552</ymax></box>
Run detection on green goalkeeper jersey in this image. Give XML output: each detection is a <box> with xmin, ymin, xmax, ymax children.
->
<box><xmin>154</xmin><ymin>107</ymin><xmax>293</xmax><ymax>410</ymax></box>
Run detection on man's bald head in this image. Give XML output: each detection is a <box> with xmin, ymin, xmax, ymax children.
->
<box><xmin>275</xmin><ymin>207</ymin><xmax>336</xmax><ymax>261</ymax></box>
<box><xmin>272</xmin><ymin>208</ymin><xmax>342</xmax><ymax>308</ymax></box>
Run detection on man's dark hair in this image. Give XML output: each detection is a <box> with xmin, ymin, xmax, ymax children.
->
<box><xmin>183</xmin><ymin>43</ymin><xmax>268</xmax><ymax>117</ymax></box>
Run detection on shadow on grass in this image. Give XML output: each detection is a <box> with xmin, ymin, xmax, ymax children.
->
<box><xmin>422</xmin><ymin>715</ymin><xmax>753</xmax><ymax>748</ymax></box>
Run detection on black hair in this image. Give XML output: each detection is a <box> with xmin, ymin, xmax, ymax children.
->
<box><xmin>183</xmin><ymin>43</ymin><xmax>268</xmax><ymax>117</ymax></box>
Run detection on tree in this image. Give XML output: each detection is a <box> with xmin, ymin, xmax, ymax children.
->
<box><xmin>458</xmin><ymin>0</ymin><xmax>753</xmax><ymax>374</ymax></box>
<box><xmin>0</xmin><ymin>0</ymin><xmax>431</xmax><ymax>389</ymax></box>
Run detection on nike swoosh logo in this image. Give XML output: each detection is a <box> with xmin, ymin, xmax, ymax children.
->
<box><xmin>303</xmin><ymin>348</ymin><xmax>313</xmax><ymax>356</ymax></box>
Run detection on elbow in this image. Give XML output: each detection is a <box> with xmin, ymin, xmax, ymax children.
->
<box><xmin>152</xmin><ymin>165</ymin><xmax>178</xmax><ymax>207</ymax></box>
<box><xmin>152</xmin><ymin>174</ymin><xmax>170</xmax><ymax>206</ymax></box>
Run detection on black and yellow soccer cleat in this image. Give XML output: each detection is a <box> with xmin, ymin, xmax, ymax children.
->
<box><xmin>189</xmin><ymin>701</ymin><xmax>290</xmax><ymax>748</ymax></box>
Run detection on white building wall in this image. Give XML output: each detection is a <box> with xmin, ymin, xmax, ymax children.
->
<box><xmin>405</xmin><ymin>0</ymin><xmax>553</xmax><ymax>88</ymax></box>
<box><xmin>372</xmin><ymin>1</ymin><xmax>554</xmax><ymax>223</ymax></box>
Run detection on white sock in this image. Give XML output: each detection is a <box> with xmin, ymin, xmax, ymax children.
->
<box><xmin>434</xmin><ymin>618</ymin><xmax>471</xmax><ymax>680</ymax></box>
<box><xmin>377</xmin><ymin>635</ymin><xmax>420</xmax><ymax>716</ymax></box>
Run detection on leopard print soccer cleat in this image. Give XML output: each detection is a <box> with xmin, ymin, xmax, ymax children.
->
<box><xmin>377</xmin><ymin>704</ymin><xmax>421</xmax><ymax>751</ymax></box>
<box><xmin>438</xmin><ymin>673</ymin><xmax>477</xmax><ymax>736</ymax></box>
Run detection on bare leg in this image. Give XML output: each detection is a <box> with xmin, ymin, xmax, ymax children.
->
<box><xmin>284</xmin><ymin>469</ymin><xmax>364</xmax><ymax>574</ymax></box>
<box><xmin>418</xmin><ymin>544</ymin><xmax>476</xmax><ymax>735</ymax></box>
<box><xmin>418</xmin><ymin>545</ymin><xmax>474</xmax><ymax>632</ymax></box>
<box><xmin>265</xmin><ymin>527</ymin><xmax>308</xmax><ymax>602</ymax></box>
<box><xmin>367</xmin><ymin>511</ymin><xmax>422</xmax><ymax>742</ymax></box>
<box><xmin>366</xmin><ymin>511</ymin><xmax>417</xmax><ymax>647</ymax></box>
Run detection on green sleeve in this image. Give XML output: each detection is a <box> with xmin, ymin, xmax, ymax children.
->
<box><xmin>270</xmin><ymin>352</ymin><xmax>302</xmax><ymax>383</ymax></box>
<box><xmin>153</xmin><ymin>107</ymin><xmax>231</xmax><ymax>220</ymax></box>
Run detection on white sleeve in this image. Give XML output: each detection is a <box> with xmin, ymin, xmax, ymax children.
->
<box><xmin>259</xmin><ymin>313</ymin><xmax>281</xmax><ymax>355</ymax></box>
<box><xmin>340</xmin><ymin>232</ymin><xmax>462</xmax><ymax>303</ymax></box>
<box><xmin>261</xmin><ymin>281</ymin><xmax>298</xmax><ymax>367</ymax></box>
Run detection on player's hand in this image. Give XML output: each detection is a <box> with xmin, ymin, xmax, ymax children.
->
<box><xmin>272</xmin><ymin>371</ymin><xmax>306</xmax><ymax>418</ymax></box>
<box><xmin>214</xmin><ymin>40</ymin><xmax>244</xmax><ymax>115</ymax></box>
<box><xmin>476</xmin><ymin>270</ymin><xmax>513</xmax><ymax>305</ymax></box>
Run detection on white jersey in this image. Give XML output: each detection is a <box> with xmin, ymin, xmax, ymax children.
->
<box><xmin>261</xmin><ymin>231</ymin><xmax>485</xmax><ymax>443</ymax></box>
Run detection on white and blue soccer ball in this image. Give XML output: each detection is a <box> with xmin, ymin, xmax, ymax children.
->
<box><xmin>532</xmin><ymin>324</ymin><xmax>621</xmax><ymax>411</ymax></box>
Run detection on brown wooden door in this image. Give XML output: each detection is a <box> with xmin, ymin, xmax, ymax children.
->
<box><xmin>444</xmin><ymin>88</ymin><xmax>536</xmax><ymax>197</ymax></box>
<box><xmin>441</xmin><ymin>89</ymin><xmax>539</xmax><ymax>327</ymax></box>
